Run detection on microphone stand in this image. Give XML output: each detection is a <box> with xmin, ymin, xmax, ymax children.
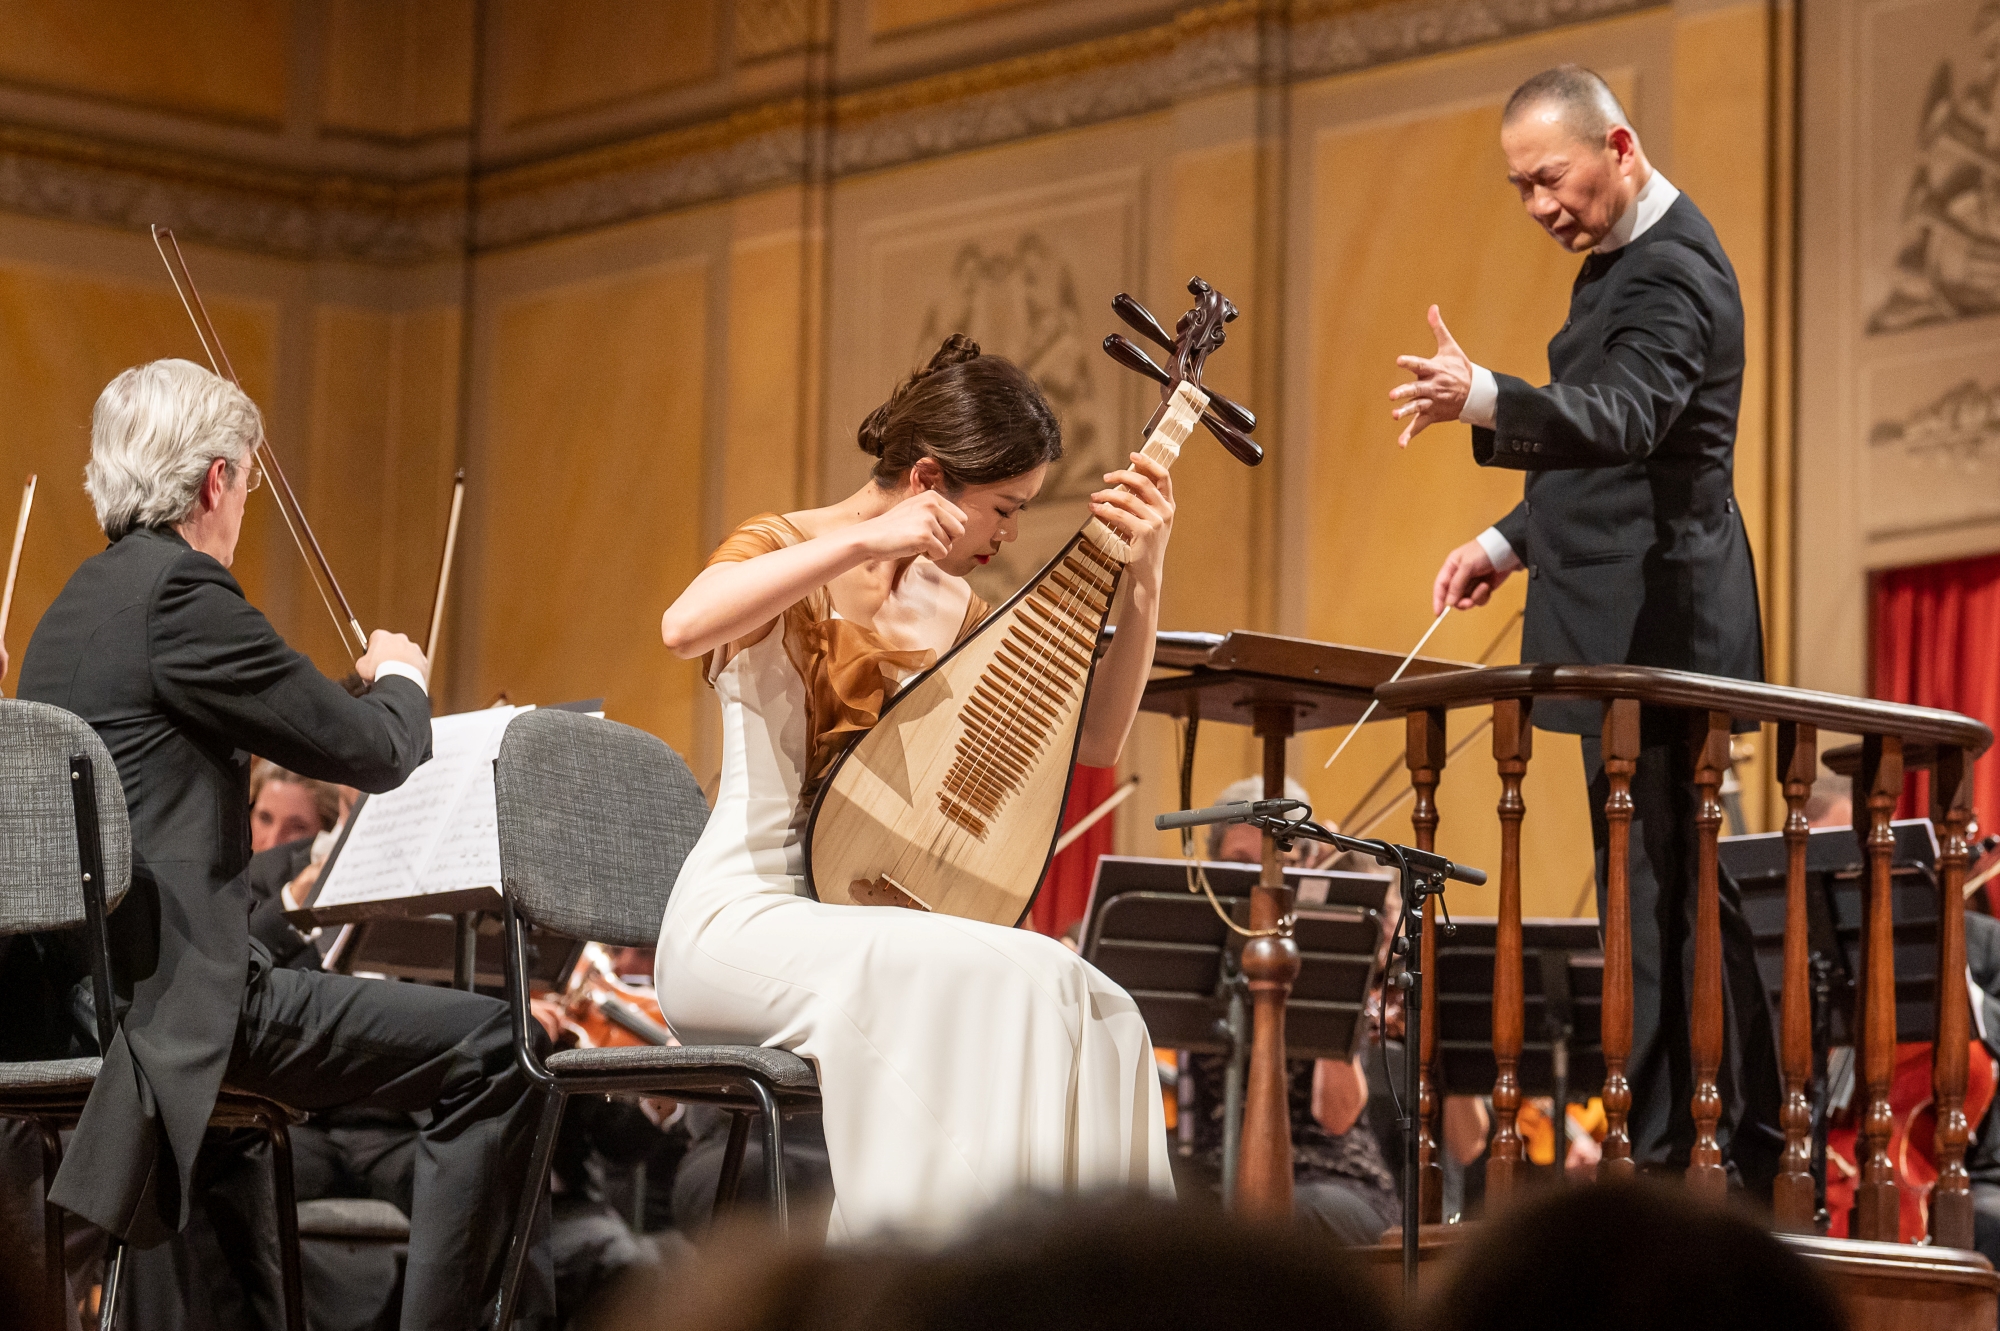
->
<box><xmin>1157</xmin><ymin>800</ymin><xmax>1481</xmax><ymax>1305</ymax></box>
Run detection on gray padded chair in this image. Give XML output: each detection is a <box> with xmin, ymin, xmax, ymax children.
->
<box><xmin>489</xmin><ymin>709</ymin><xmax>820</xmax><ymax>1329</ymax></box>
<box><xmin>0</xmin><ymin>699</ymin><xmax>309</xmax><ymax>1331</ymax></box>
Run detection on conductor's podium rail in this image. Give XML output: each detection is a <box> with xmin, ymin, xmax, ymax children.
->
<box><xmin>1373</xmin><ymin>663</ymin><xmax>1994</xmax><ymax>1249</ymax></box>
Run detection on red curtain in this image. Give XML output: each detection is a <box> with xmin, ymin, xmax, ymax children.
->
<box><xmin>1029</xmin><ymin>764</ymin><xmax>1120</xmax><ymax>939</ymax></box>
<box><xmin>1871</xmin><ymin>551</ymin><xmax>2000</xmax><ymax>831</ymax></box>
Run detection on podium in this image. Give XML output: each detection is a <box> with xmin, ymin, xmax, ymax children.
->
<box><xmin>1132</xmin><ymin>630</ymin><xmax>1468</xmax><ymax>1218</ymax></box>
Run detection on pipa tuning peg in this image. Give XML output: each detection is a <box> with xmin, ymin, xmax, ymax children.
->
<box><xmin>1103</xmin><ymin>333</ymin><xmax>1170</xmax><ymax>386</ymax></box>
<box><xmin>1112</xmin><ymin>294</ymin><xmax>1175</xmax><ymax>353</ymax></box>
<box><xmin>1205</xmin><ymin>389</ymin><xmax>1256</xmax><ymax>435</ymax></box>
<box><xmin>1202</xmin><ymin>412</ymin><xmax>1262</xmax><ymax>466</ymax></box>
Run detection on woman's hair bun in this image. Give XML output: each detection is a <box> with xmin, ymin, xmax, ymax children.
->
<box><xmin>924</xmin><ymin>333</ymin><xmax>981</xmax><ymax>374</ymax></box>
<box><xmin>858</xmin><ymin>335</ymin><xmax>983</xmax><ymax>458</ymax></box>
<box><xmin>855</xmin><ymin>332</ymin><xmax>1060</xmax><ymax>486</ymax></box>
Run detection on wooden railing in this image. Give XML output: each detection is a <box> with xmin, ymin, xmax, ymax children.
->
<box><xmin>1373</xmin><ymin>664</ymin><xmax>1992</xmax><ymax>1245</ymax></box>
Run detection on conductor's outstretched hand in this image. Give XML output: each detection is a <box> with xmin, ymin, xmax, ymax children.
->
<box><xmin>1391</xmin><ymin>305</ymin><xmax>1473</xmax><ymax>447</ymax></box>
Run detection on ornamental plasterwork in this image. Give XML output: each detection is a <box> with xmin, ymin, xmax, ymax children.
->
<box><xmin>0</xmin><ymin>0</ymin><xmax>1657</xmax><ymax>262</ymax></box>
<box><xmin>1869</xmin><ymin>378</ymin><xmax>2000</xmax><ymax>467</ymax></box>
<box><xmin>1868</xmin><ymin>3</ymin><xmax>2000</xmax><ymax>333</ymax></box>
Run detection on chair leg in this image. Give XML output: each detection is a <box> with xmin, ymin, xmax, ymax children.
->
<box><xmin>713</xmin><ymin>1111</ymin><xmax>752</xmax><ymax>1216</ymax></box>
<box><xmin>38</xmin><ymin>1121</ymin><xmax>65</xmax><ymax>1331</ymax></box>
<box><xmin>265</xmin><ymin>1116</ymin><xmax>306</xmax><ymax>1331</ymax></box>
<box><xmin>96</xmin><ymin>1238</ymin><xmax>123</xmax><ymax>1331</ymax></box>
<box><xmin>490</xmin><ymin>1086</ymin><xmax>566</xmax><ymax>1331</ymax></box>
<box><xmin>746</xmin><ymin>1080</ymin><xmax>790</xmax><ymax>1236</ymax></box>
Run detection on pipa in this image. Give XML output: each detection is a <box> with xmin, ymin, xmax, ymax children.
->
<box><xmin>802</xmin><ymin>277</ymin><xmax>1263</xmax><ymax>926</ymax></box>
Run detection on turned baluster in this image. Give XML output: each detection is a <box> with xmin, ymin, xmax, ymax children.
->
<box><xmin>1773</xmin><ymin>722</ymin><xmax>1818</xmax><ymax>1230</ymax></box>
<box><xmin>1598</xmin><ymin>698</ymin><xmax>1639</xmax><ymax>1180</ymax></box>
<box><xmin>1687</xmin><ymin>709</ymin><xmax>1732</xmax><ymax>1200</ymax></box>
<box><xmin>1851</xmin><ymin>734</ymin><xmax>1903</xmax><ymax>1241</ymax></box>
<box><xmin>1235</xmin><ymin>703</ymin><xmax>1300</xmax><ymax>1220</ymax></box>
<box><xmin>1486</xmin><ymin>698</ymin><xmax>1530</xmax><ymax>1203</ymax></box>
<box><xmin>1931</xmin><ymin>743</ymin><xmax>1975</xmax><ymax>1249</ymax></box>
<box><xmin>1407</xmin><ymin>705</ymin><xmax>1447</xmax><ymax>1223</ymax></box>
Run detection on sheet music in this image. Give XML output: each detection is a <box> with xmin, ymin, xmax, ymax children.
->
<box><xmin>310</xmin><ymin>706</ymin><xmax>525</xmax><ymax>910</ymax></box>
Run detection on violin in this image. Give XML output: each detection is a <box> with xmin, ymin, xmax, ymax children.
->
<box><xmin>548</xmin><ymin>944</ymin><xmax>673</xmax><ymax>1050</ymax></box>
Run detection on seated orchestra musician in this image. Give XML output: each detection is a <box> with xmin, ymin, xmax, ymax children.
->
<box><xmin>656</xmin><ymin>334</ymin><xmax>1178</xmax><ymax>1234</ymax></box>
<box><xmin>10</xmin><ymin>359</ymin><xmax>552</xmax><ymax>1328</ymax></box>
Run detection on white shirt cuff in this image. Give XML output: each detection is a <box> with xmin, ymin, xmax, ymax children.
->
<box><xmin>1463</xmin><ymin>365</ymin><xmax>1499</xmax><ymax>428</ymax></box>
<box><xmin>1476</xmin><ymin>526</ymin><xmax>1523</xmax><ymax>574</ymax></box>
<box><xmin>373</xmin><ymin>660</ymin><xmax>429</xmax><ymax>695</ymax></box>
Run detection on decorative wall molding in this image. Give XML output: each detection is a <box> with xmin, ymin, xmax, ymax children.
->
<box><xmin>0</xmin><ymin>0</ymin><xmax>1661</xmax><ymax>260</ymax></box>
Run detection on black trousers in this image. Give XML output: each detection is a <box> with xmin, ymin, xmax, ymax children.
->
<box><xmin>1581</xmin><ymin>731</ymin><xmax>1784</xmax><ymax>1192</ymax></box>
<box><xmin>126</xmin><ymin>964</ymin><xmax>553</xmax><ymax>1331</ymax></box>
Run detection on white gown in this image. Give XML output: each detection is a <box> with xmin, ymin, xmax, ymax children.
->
<box><xmin>653</xmin><ymin>607</ymin><xmax>1174</xmax><ymax>1240</ymax></box>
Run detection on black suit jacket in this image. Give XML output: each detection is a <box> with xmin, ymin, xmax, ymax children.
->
<box><xmin>245</xmin><ymin>836</ymin><xmax>323</xmax><ymax>972</ymax></box>
<box><xmin>18</xmin><ymin>526</ymin><xmax>430</xmax><ymax>1243</ymax></box>
<box><xmin>1477</xmin><ymin>192</ymin><xmax>1764</xmax><ymax>735</ymax></box>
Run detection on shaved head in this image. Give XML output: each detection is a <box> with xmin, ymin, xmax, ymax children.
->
<box><xmin>1502</xmin><ymin>65</ymin><xmax>1631</xmax><ymax>145</ymax></box>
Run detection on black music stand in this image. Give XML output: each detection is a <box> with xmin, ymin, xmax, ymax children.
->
<box><xmin>1433</xmin><ymin>918</ymin><xmax>1606</xmax><ymax>1183</ymax></box>
<box><xmin>1080</xmin><ymin>855</ymin><xmax>1388</xmax><ymax>1196</ymax></box>
<box><xmin>1721</xmin><ymin>818</ymin><xmax>1940</xmax><ymax>1222</ymax></box>
<box><xmin>321</xmin><ymin>913</ymin><xmax>583</xmax><ymax>991</ymax></box>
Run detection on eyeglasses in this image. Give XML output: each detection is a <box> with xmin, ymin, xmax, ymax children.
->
<box><xmin>242</xmin><ymin>457</ymin><xmax>264</xmax><ymax>494</ymax></box>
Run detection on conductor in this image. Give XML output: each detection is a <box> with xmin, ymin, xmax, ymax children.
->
<box><xmin>1389</xmin><ymin>66</ymin><xmax>1781</xmax><ymax>1188</ymax></box>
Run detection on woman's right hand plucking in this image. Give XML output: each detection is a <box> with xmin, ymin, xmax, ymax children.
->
<box><xmin>858</xmin><ymin>490</ymin><xmax>966</xmax><ymax>562</ymax></box>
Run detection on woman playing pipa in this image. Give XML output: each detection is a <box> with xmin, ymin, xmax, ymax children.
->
<box><xmin>654</xmin><ymin>333</ymin><xmax>1178</xmax><ymax>1235</ymax></box>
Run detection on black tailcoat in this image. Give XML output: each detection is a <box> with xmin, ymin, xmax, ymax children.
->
<box><xmin>1478</xmin><ymin>191</ymin><xmax>1764</xmax><ymax>734</ymax></box>
<box><xmin>17</xmin><ymin>526</ymin><xmax>430</xmax><ymax>1244</ymax></box>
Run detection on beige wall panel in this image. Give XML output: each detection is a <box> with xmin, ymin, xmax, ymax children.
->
<box><xmin>724</xmin><ymin>219</ymin><xmax>808</xmax><ymax>524</ymax></box>
<box><xmin>1127</xmin><ymin>139</ymin><xmax>1264</xmax><ymax>851</ymax></box>
<box><xmin>322</xmin><ymin>0</ymin><xmax>474</xmax><ymax>138</ymax></box>
<box><xmin>1800</xmin><ymin>0</ymin><xmax>2000</xmax><ymax>697</ymax></box>
<box><xmin>0</xmin><ymin>0</ymin><xmax>287</xmax><ymax>124</ymax></box>
<box><xmin>303</xmin><ymin>305</ymin><xmax>462</xmax><ymax>678</ymax></box>
<box><xmin>491</xmin><ymin>0</ymin><xmax>718</xmax><ymax>128</ymax></box>
<box><xmin>0</xmin><ymin>261</ymin><xmax>277</xmax><ymax>684</ymax></box>
<box><xmin>470</xmin><ymin>261</ymin><xmax>708</xmax><ymax>752</ymax></box>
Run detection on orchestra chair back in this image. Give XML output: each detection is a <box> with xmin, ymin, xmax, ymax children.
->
<box><xmin>491</xmin><ymin>708</ymin><xmax>822</xmax><ymax>1330</ymax></box>
<box><xmin>0</xmin><ymin>698</ymin><xmax>308</xmax><ymax>1331</ymax></box>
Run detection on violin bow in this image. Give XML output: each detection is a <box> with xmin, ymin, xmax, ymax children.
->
<box><xmin>0</xmin><ymin>472</ymin><xmax>36</xmax><ymax>686</ymax></box>
<box><xmin>425</xmin><ymin>470</ymin><xmax>466</xmax><ymax>665</ymax></box>
<box><xmin>150</xmin><ymin>226</ymin><xmax>368</xmax><ymax>658</ymax></box>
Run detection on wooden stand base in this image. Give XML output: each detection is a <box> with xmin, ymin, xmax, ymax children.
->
<box><xmin>1356</xmin><ymin>1222</ymin><xmax>1477</xmax><ymax>1304</ymax></box>
<box><xmin>1783</xmin><ymin>1235</ymin><xmax>1998</xmax><ymax>1331</ymax></box>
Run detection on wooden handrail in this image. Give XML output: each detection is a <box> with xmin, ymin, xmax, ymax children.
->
<box><xmin>1379</xmin><ymin>661</ymin><xmax>1987</xmax><ymax>1245</ymax></box>
<box><xmin>1377</xmin><ymin>664</ymin><xmax>1993</xmax><ymax>754</ymax></box>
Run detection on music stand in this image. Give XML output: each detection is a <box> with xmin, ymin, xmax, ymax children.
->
<box><xmin>321</xmin><ymin>913</ymin><xmax>584</xmax><ymax>991</ymax></box>
<box><xmin>1721</xmin><ymin>818</ymin><xmax>1939</xmax><ymax>1220</ymax></box>
<box><xmin>292</xmin><ymin>698</ymin><xmax>608</xmax><ymax>989</ymax></box>
<box><xmin>1081</xmin><ymin>855</ymin><xmax>1387</xmax><ymax>1194</ymax></box>
<box><xmin>1433</xmin><ymin>917</ymin><xmax>1606</xmax><ymax>1180</ymax></box>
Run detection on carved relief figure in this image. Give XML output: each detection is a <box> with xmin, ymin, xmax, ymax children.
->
<box><xmin>1870</xmin><ymin>1</ymin><xmax>2000</xmax><ymax>333</ymax></box>
<box><xmin>915</xmin><ymin>235</ymin><xmax>1107</xmax><ymax>503</ymax></box>
<box><xmin>1870</xmin><ymin>377</ymin><xmax>2000</xmax><ymax>465</ymax></box>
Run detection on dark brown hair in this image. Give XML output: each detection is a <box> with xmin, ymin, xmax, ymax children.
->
<box><xmin>859</xmin><ymin>334</ymin><xmax>1062</xmax><ymax>491</ymax></box>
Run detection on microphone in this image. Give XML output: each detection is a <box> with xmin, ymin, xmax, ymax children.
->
<box><xmin>1154</xmin><ymin>798</ymin><xmax>1305</xmax><ymax>831</ymax></box>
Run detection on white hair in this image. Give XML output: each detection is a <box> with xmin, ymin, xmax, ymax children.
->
<box><xmin>1206</xmin><ymin>774</ymin><xmax>1315</xmax><ymax>859</ymax></box>
<box><xmin>85</xmin><ymin>359</ymin><xmax>262</xmax><ymax>540</ymax></box>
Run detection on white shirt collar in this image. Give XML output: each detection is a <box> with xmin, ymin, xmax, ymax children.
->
<box><xmin>1594</xmin><ymin>169</ymin><xmax>1678</xmax><ymax>253</ymax></box>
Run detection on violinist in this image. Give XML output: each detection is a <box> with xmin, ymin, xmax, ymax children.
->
<box><xmin>13</xmin><ymin>360</ymin><xmax>550</xmax><ymax>1328</ymax></box>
